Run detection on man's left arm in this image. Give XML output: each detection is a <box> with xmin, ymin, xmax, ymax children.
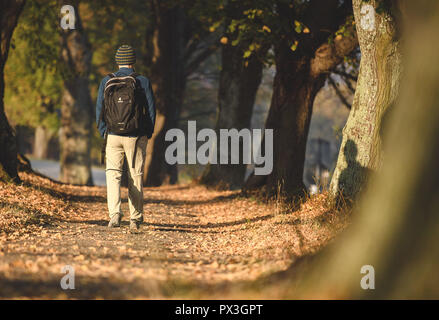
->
<box><xmin>139</xmin><ymin>77</ymin><xmax>156</xmax><ymax>137</ymax></box>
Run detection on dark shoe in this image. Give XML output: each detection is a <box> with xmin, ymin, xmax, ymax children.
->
<box><xmin>108</xmin><ymin>214</ymin><xmax>122</xmax><ymax>228</ymax></box>
<box><xmin>130</xmin><ymin>220</ymin><xmax>141</xmax><ymax>233</ymax></box>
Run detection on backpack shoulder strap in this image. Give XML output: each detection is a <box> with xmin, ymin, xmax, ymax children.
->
<box><xmin>99</xmin><ymin>73</ymin><xmax>117</xmax><ymax>127</ymax></box>
<box><xmin>129</xmin><ymin>72</ymin><xmax>141</xmax><ymax>90</ymax></box>
<box><xmin>104</xmin><ymin>73</ymin><xmax>116</xmax><ymax>88</ymax></box>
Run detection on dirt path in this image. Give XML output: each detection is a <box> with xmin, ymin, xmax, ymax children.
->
<box><xmin>0</xmin><ymin>172</ymin><xmax>348</xmax><ymax>299</ymax></box>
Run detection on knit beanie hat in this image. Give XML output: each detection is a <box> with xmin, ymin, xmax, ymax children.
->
<box><xmin>115</xmin><ymin>45</ymin><xmax>136</xmax><ymax>65</ymax></box>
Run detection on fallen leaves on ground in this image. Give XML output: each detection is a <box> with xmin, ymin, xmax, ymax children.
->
<box><xmin>0</xmin><ymin>171</ymin><xmax>350</xmax><ymax>299</ymax></box>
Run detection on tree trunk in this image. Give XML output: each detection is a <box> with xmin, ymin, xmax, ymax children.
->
<box><xmin>33</xmin><ymin>126</ymin><xmax>54</xmax><ymax>159</ymax></box>
<box><xmin>144</xmin><ymin>2</ymin><xmax>186</xmax><ymax>186</ymax></box>
<box><xmin>244</xmin><ymin>34</ymin><xmax>358</xmax><ymax>198</ymax></box>
<box><xmin>298</xmin><ymin>1</ymin><xmax>439</xmax><ymax>298</ymax></box>
<box><xmin>59</xmin><ymin>1</ymin><xmax>93</xmax><ymax>186</ymax></box>
<box><xmin>0</xmin><ymin>0</ymin><xmax>26</xmax><ymax>183</ymax></box>
<box><xmin>199</xmin><ymin>43</ymin><xmax>266</xmax><ymax>189</ymax></box>
<box><xmin>329</xmin><ymin>0</ymin><xmax>402</xmax><ymax>199</ymax></box>
<box><xmin>248</xmin><ymin>51</ymin><xmax>324</xmax><ymax>197</ymax></box>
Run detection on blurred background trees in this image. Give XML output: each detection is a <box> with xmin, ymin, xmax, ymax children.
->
<box><xmin>59</xmin><ymin>0</ymin><xmax>94</xmax><ymax>185</ymax></box>
<box><xmin>200</xmin><ymin>0</ymin><xmax>269</xmax><ymax>189</ymax></box>
<box><xmin>2</xmin><ymin>0</ymin><xmax>360</xmax><ymax>196</ymax></box>
<box><xmin>241</xmin><ymin>0</ymin><xmax>358</xmax><ymax>198</ymax></box>
<box><xmin>4</xmin><ymin>1</ymin><xmax>61</xmax><ymax>161</ymax></box>
<box><xmin>143</xmin><ymin>0</ymin><xmax>220</xmax><ymax>186</ymax></box>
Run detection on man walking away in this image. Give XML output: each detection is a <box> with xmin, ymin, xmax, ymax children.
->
<box><xmin>96</xmin><ymin>45</ymin><xmax>156</xmax><ymax>233</ymax></box>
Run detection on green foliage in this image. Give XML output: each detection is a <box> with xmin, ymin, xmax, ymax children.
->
<box><xmin>85</xmin><ymin>0</ymin><xmax>154</xmax><ymax>92</ymax></box>
<box><xmin>4</xmin><ymin>0</ymin><xmax>61</xmax><ymax>132</ymax></box>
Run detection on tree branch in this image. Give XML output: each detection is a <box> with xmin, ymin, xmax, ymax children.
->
<box><xmin>185</xmin><ymin>44</ymin><xmax>218</xmax><ymax>77</ymax></box>
<box><xmin>310</xmin><ymin>25</ymin><xmax>358</xmax><ymax>77</ymax></box>
<box><xmin>187</xmin><ymin>71</ymin><xmax>219</xmax><ymax>82</ymax></box>
<box><xmin>328</xmin><ymin>75</ymin><xmax>351</xmax><ymax>110</ymax></box>
<box><xmin>184</xmin><ymin>37</ymin><xmax>201</xmax><ymax>62</ymax></box>
<box><xmin>333</xmin><ymin>70</ymin><xmax>358</xmax><ymax>82</ymax></box>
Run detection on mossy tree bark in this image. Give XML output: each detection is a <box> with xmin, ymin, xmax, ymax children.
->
<box><xmin>59</xmin><ymin>1</ymin><xmax>93</xmax><ymax>186</ymax></box>
<box><xmin>244</xmin><ymin>0</ymin><xmax>358</xmax><ymax>198</ymax></box>
<box><xmin>0</xmin><ymin>0</ymin><xmax>26</xmax><ymax>183</ymax></box>
<box><xmin>199</xmin><ymin>41</ymin><xmax>267</xmax><ymax>189</ymax></box>
<box><xmin>298</xmin><ymin>1</ymin><xmax>439</xmax><ymax>298</ymax></box>
<box><xmin>329</xmin><ymin>0</ymin><xmax>403</xmax><ymax>199</ymax></box>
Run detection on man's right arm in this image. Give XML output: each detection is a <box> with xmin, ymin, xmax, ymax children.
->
<box><xmin>96</xmin><ymin>77</ymin><xmax>108</xmax><ymax>137</ymax></box>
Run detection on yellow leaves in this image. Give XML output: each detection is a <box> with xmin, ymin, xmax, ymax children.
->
<box><xmin>243</xmin><ymin>43</ymin><xmax>261</xmax><ymax>60</ymax></box>
<box><xmin>291</xmin><ymin>40</ymin><xmax>299</xmax><ymax>52</ymax></box>
<box><xmin>243</xmin><ymin>8</ymin><xmax>263</xmax><ymax>19</ymax></box>
<box><xmin>294</xmin><ymin>20</ymin><xmax>310</xmax><ymax>34</ymax></box>
<box><xmin>209</xmin><ymin>21</ymin><xmax>221</xmax><ymax>33</ymax></box>
<box><xmin>294</xmin><ymin>20</ymin><xmax>302</xmax><ymax>33</ymax></box>
<box><xmin>220</xmin><ymin>37</ymin><xmax>228</xmax><ymax>45</ymax></box>
<box><xmin>262</xmin><ymin>25</ymin><xmax>271</xmax><ymax>33</ymax></box>
<box><xmin>335</xmin><ymin>34</ymin><xmax>343</xmax><ymax>41</ymax></box>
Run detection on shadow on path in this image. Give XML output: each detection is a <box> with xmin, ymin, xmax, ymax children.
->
<box><xmin>69</xmin><ymin>213</ymin><xmax>274</xmax><ymax>232</ymax></box>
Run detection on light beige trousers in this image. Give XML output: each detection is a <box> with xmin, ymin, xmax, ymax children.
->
<box><xmin>105</xmin><ymin>134</ymin><xmax>148</xmax><ymax>222</ymax></box>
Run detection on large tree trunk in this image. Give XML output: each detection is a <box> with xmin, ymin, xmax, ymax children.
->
<box><xmin>0</xmin><ymin>0</ymin><xmax>26</xmax><ymax>183</ymax></box>
<box><xmin>298</xmin><ymin>1</ymin><xmax>439</xmax><ymax>298</ymax></box>
<box><xmin>244</xmin><ymin>34</ymin><xmax>357</xmax><ymax>198</ymax></box>
<box><xmin>246</xmin><ymin>50</ymin><xmax>324</xmax><ymax>197</ymax></box>
<box><xmin>144</xmin><ymin>1</ymin><xmax>186</xmax><ymax>186</ymax></box>
<box><xmin>199</xmin><ymin>43</ymin><xmax>266</xmax><ymax>189</ymax></box>
<box><xmin>59</xmin><ymin>1</ymin><xmax>93</xmax><ymax>186</ymax></box>
<box><xmin>329</xmin><ymin>0</ymin><xmax>403</xmax><ymax>199</ymax></box>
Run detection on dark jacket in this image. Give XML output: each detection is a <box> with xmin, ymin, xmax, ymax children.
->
<box><xmin>95</xmin><ymin>67</ymin><xmax>156</xmax><ymax>138</ymax></box>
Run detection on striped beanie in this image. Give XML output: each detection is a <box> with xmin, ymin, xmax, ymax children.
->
<box><xmin>115</xmin><ymin>45</ymin><xmax>136</xmax><ymax>65</ymax></box>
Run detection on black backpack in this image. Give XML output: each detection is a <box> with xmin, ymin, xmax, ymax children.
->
<box><xmin>99</xmin><ymin>72</ymin><xmax>146</xmax><ymax>135</ymax></box>
<box><xmin>98</xmin><ymin>72</ymin><xmax>147</xmax><ymax>167</ymax></box>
